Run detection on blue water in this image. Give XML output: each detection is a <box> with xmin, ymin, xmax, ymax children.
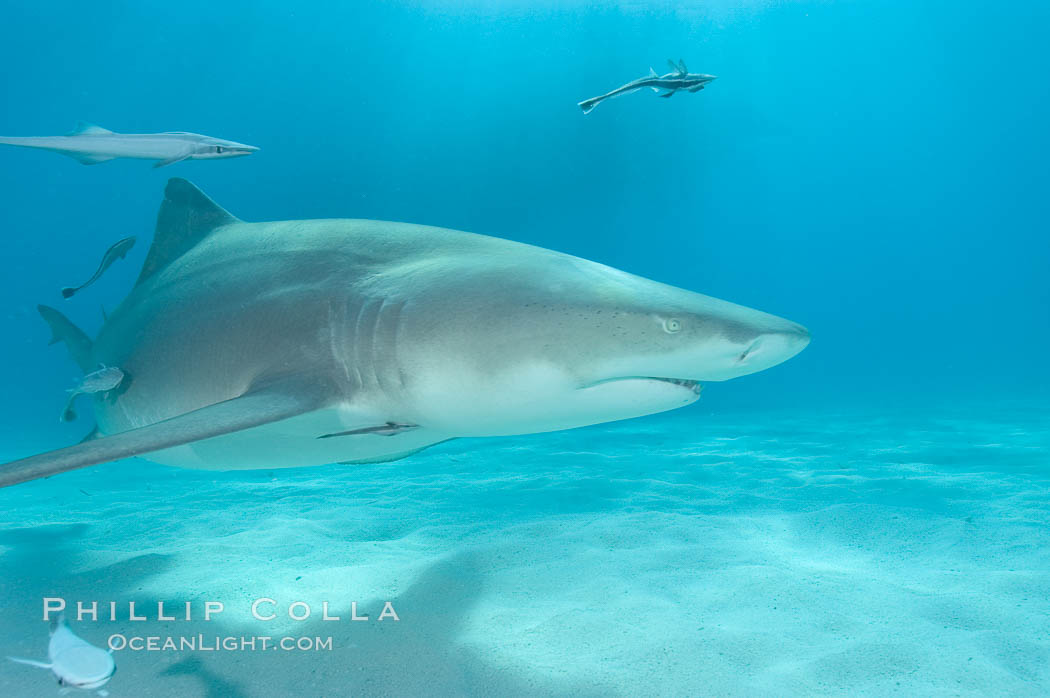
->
<box><xmin>0</xmin><ymin>1</ymin><xmax>1047</xmax><ymax>696</ymax></box>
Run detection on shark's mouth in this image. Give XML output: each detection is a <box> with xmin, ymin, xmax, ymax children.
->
<box><xmin>582</xmin><ymin>376</ymin><xmax>702</xmax><ymax>395</ymax></box>
<box><xmin>648</xmin><ymin>376</ymin><xmax>703</xmax><ymax>394</ymax></box>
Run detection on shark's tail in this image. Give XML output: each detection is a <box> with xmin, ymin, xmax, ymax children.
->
<box><xmin>577</xmin><ymin>96</ymin><xmax>603</xmax><ymax>115</ymax></box>
<box><xmin>38</xmin><ymin>305</ymin><xmax>94</xmax><ymax>372</ymax></box>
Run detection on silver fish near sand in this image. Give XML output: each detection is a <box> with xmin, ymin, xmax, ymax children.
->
<box><xmin>0</xmin><ymin>178</ymin><xmax>808</xmax><ymax>488</ymax></box>
<box><xmin>59</xmin><ymin>364</ymin><xmax>126</xmax><ymax>423</ymax></box>
<box><xmin>62</xmin><ymin>237</ymin><xmax>137</xmax><ymax>300</ymax></box>
<box><xmin>7</xmin><ymin>614</ymin><xmax>115</xmax><ymax>694</ymax></box>
<box><xmin>578</xmin><ymin>59</ymin><xmax>717</xmax><ymax>114</ymax></box>
<box><xmin>0</xmin><ymin>122</ymin><xmax>258</xmax><ymax>168</ymax></box>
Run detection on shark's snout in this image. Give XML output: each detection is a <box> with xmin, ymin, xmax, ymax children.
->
<box><xmin>735</xmin><ymin>323</ymin><xmax>810</xmax><ymax>373</ymax></box>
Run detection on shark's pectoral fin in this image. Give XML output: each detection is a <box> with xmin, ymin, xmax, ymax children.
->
<box><xmin>688</xmin><ymin>84</ymin><xmax>705</xmax><ymax>92</ymax></box>
<box><xmin>6</xmin><ymin>657</ymin><xmax>53</xmax><ymax>670</ymax></box>
<box><xmin>0</xmin><ymin>378</ymin><xmax>331</xmax><ymax>488</ymax></box>
<box><xmin>153</xmin><ymin>150</ymin><xmax>194</xmax><ymax>169</ymax></box>
<box><xmin>659</xmin><ymin>90</ymin><xmax>675</xmax><ymax>98</ymax></box>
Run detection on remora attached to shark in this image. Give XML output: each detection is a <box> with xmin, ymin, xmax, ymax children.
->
<box><xmin>579</xmin><ymin>59</ymin><xmax>717</xmax><ymax>114</ymax></box>
<box><xmin>0</xmin><ymin>122</ymin><xmax>258</xmax><ymax>168</ymax></box>
<box><xmin>0</xmin><ymin>179</ymin><xmax>809</xmax><ymax>487</ymax></box>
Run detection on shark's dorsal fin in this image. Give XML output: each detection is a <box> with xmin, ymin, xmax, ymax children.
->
<box><xmin>134</xmin><ymin>179</ymin><xmax>240</xmax><ymax>288</ymax></box>
<box><xmin>38</xmin><ymin>305</ymin><xmax>94</xmax><ymax>373</ymax></box>
<box><xmin>648</xmin><ymin>66</ymin><xmax>658</xmax><ymax>77</ymax></box>
<box><xmin>68</xmin><ymin>122</ymin><xmax>114</xmax><ymax>136</ymax></box>
<box><xmin>678</xmin><ymin>59</ymin><xmax>688</xmax><ymax>73</ymax></box>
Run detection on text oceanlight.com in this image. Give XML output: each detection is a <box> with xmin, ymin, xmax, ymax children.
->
<box><xmin>108</xmin><ymin>635</ymin><xmax>333</xmax><ymax>652</ymax></box>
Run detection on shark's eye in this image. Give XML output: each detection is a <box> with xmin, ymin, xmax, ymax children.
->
<box><xmin>215</xmin><ymin>146</ymin><xmax>224</xmax><ymax>154</ymax></box>
<box><xmin>664</xmin><ymin>318</ymin><xmax>682</xmax><ymax>333</ymax></box>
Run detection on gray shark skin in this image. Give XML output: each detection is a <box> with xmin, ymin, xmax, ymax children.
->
<box><xmin>62</xmin><ymin>236</ymin><xmax>137</xmax><ymax>299</ymax></box>
<box><xmin>0</xmin><ymin>122</ymin><xmax>258</xmax><ymax>168</ymax></box>
<box><xmin>579</xmin><ymin>59</ymin><xmax>717</xmax><ymax>114</ymax></box>
<box><xmin>0</xmin><ymin>179</ymin><xmax>808</xmax><ymax>488</ymax></box>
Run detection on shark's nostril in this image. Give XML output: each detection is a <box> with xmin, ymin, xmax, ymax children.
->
<box><xmin>738</xmin><ymin>338</ymin><xmax>761</xmax><ymax>363</ymax></box>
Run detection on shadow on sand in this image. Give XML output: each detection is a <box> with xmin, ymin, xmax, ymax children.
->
<box><xmin>0</xmin><ymin>523</ymin><xmax>607</xmax><ymax>696</ymax></box>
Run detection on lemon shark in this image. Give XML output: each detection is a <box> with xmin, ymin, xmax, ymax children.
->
<box><xmin>0</xmin><ymin>122</ymin><xmax>258</xmax><ymax>168</ymax></box>
<box><xmin>0</xmin><ymin>179</ymin><xmax>809</xmax><ymax>487</ymax></box>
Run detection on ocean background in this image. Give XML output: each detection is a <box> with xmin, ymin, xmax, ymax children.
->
<box><xmin>0</xmin><ymin>0</ymin><xmax>1047</xmax><ymax>696</ymax></box>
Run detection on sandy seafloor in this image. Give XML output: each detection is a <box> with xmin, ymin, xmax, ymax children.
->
<box><xmin>0</xmin><ymin>404</ymin><xmax>1047</xmax><ymax>697</ymax></box>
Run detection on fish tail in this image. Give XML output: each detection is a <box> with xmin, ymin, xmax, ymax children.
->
<box><xmin>578</xmin><ymin>97</ymin><xmax>602</xmax><ymax>114</ymax></box>
<box><xmin>61</xmin><ymin>287</ymin><xmax>76</xmax><ymax>299</ymax></box>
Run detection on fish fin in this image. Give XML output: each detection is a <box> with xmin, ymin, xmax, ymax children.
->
<box><xmin>679</xmin><ymin>58</ymin><xmax>688</xmax><ymax>73</ymax></box>
<box><xmin>79</xmin><ymin>426</ymin><xmax>100</xmax><ymax>443</ymax></box>
<box><xmin>688</xmin><ymin>84</ymin><xmax>705</xmax><ymax>92</ymax></box>
<box><xmin>338</xmin><ymin>440</ymin><xmax>451</xmax><ymax>465</ymax></box>
<box><xmin>650</xmin><ymin>87</ymin><xmax>660</xmax><ymax>92</ymax></box>
<box><xmin>648</xmin><ymin>67</ymin><xmax>658</xmax><ymax>77</ymax></box>
<box><xmin>667</xmin><ymin>59</ymin><xmax>679</xmax><ymax>73</ymax></box>
<box><xmin>6</xmin><ymin>656</ymin><xmax>53</xmax><ymax>670</ymax></box>
<box><xmin>152</xmin><ymin>150</ymin><xmax>193</xmax><ymax>168</ymax></box>
<box><xmin>61</xmin><ymin>152</ymin><xmax>115</xmax><ymax>165</ymax></box>
<box><xmin>68</xmin><ymin>122</ymin><xmax>114</xmax><ymax>136</ymax></box>
<box><xmin>61</xmin><ymin>393</ymin><xmax>78</xmax><ymax>423</ymax></box>
<box><xmin>37</xmin><ymin>305</ymin><xmax>94</xmax><ymax>372</ymax></box>
<box><xmin>659</xmin><ymin>90</ymin><xmax>675</xmax><ymax>98</ymax></box>
<box><xmin>61</xmin><ymin>287</ymin><xmax>76</xmax><ymax>299</ymax></box>
<box><xmin>0</xmin><ymin>377</ymin><xmax>331</xmax><ymax>488</ymax></box>
<box><xmin>577</xmin><ymin>98</ymin><xmax>599</xmax><ymax>114</ymax></box>
<box><xmin>135</xmin><ymin>178</ymin><xmax>241</xmax><ymax>288</ymax></box>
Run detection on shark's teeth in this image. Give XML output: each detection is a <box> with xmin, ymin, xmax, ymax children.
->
<box><xmin>655</xmin><ymin>377</ymin><xmax>702</xmax><ymax>394</ymax></box>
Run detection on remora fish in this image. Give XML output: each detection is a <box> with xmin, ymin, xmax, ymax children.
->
<box><xmin>0</xmin><ymin>122</ymin><xmax>258</xmax><ymax>168</ymax></box>
<box><xmin>62</xmin><ymin>237</ymin><xmax>137</xmax><ymax>300</ymax></box>
<box><xmin>578</xmin><ymin>59</ymin><xmax>717</xmax><ymax>114</ymax></box>
<box><xmin>7</xmin><ymin>614</ymin><xmax>116</xmax><ymax>694</ymax></box>
<box><xmin>59</xmin><ymin>364</ymin><xmax>126</xmax><ymax>422</ymax></box>
<box><xmin>0</xmin><ymin>179</ymin><xmax>809</xmax><ymax>488</ymax></box>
